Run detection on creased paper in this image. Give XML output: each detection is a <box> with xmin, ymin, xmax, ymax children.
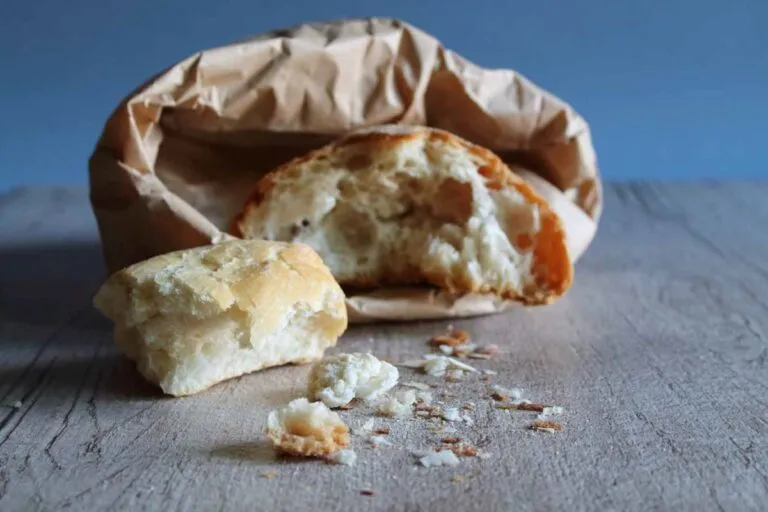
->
<box><xmin>89</xmin><ymin>18</ymin><xmax>602</xmax><ymax>323</ymax></box>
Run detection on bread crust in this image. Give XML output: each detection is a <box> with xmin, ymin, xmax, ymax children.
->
<box><xmin>234</xmin><ymin>125</ymin><xmax>572</xmax><ymax>304</ymax></box>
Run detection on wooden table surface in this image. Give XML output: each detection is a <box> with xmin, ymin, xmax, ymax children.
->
<box><xmin>1</xmin><ymin>184</ymin><xmax>767</xmax><ymax>511</ymax></box>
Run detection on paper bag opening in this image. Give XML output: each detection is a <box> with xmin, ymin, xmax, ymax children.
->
<box><xmin>88</xmin><ymin>17</ymin><xmax>602</xmax><ymax>322</ymax></box>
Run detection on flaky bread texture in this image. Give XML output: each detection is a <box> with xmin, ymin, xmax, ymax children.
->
<box><xmin>235</xmin><ymin>125</ymin><xmax>572</xmax><ymax>304</ymax></box>
<box><xmin>93</xmin><ymin>240</ymin><xmax>347</xmax><ymax>396</ymax></box>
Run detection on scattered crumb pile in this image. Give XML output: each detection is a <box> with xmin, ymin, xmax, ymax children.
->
<box><xmin>264</xmin><ymin>328</ymin><xmax>567</xmax><ymax>476</ymax></box>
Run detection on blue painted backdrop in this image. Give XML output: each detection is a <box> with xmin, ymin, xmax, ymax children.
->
<box><xmin>1</xmin><ymin>0</ymin><xmax>766</xmax><ymax>190</ymax></box>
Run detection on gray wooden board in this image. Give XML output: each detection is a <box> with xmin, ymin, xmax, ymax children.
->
<box><xmin>0</xmin><ymin>184</ymin><xmax>767</xmax><ymax>511</ymax></box>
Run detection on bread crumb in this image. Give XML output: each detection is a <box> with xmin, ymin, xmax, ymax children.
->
<box><xmin>452</xmin><ymin>343</ymin><xmax>478</xmax><ymax>357</ymax></box>
<box><xmin>402</xmin><ymin>381</ymin><xmax>431</xmax><ymax>391</ymax></box>
<box><xmin>428</xmin><ymin>329</ymin><xmax>470</xmax><ymax>347</ymax></box>
<box><xmin>491</xmin><ymin>385</ymin><xmax>523</xmax><ymax>401</ymax></box>
<box><xmin>374</xmin><ymin>389</ymin><xmax>416</xmax><ymax>417</ymax></box>
<box><xmin>415</xmin><ymin>390</ymin><xmax>433</xmax><ymax>405</ymax></box>
<box><xmin>336</xmin><ymin>397</ymin><xmax>362</xmax><ymax>410</ymax></box>
<box><xmin>369</xmin><ymin>435</ymin><xmax>392</xmax><ymax>448</ymax></box>
<box><xmin>440</xmin><ymin>407</ymin><xmax>461</xmax><ymax>422</ymax></box>
<box><xmin>332</xmin><ymin>449</ymin><xmax>357</xmax><ymax>466</ymax></box>
<box><xmin>466</xmin><ymin>353</ymin><xmax>492</xmax><ymax>360</ymax></box>
<box><xmin>539</xmin><ymin>406</ymin><xmax>565</xmax><ymax>417</ymax></box>
<box><xmin>352</xmin><ymin>418</ymin><xmax>375</xmax><ymax>436</ymax></box>
<box><xmin>495</xmin><ymin>400</ymin><xmax>536</xmax><ymax>411</ymax></box>
<box><xmin>265</xmin><ymin>398</ymin><xmax>349</xmax><ymax>457</ymax></box>
<box><xmin>448</xmin><ymin>443</ymin><xmax>478</xmax><ymax>457</ymax></box>
<box><xmin>308</xmin><ymin>353</ymin><xmax>399</xmax><ymax>408</ymax></box>
<box><xmin>427</xmin><ymin>355</ymin><xmax>477</xmax><ymax>372</ymax></box>
<box><xmin>444</xmin><ymin>369</ymin><xmax>463</xmax><ymax>382</ymax></box>
<box><xmin>474</xmin><ymin>344</ymin><xmax>500</xmax><ymax>356</ymax></box>
<box><xmin>418</xmin><ymin>450</ymin><xmax>461</xmax><ymax>467</ymax></box>
<box><xmin>515</xmin><ymin>402</ymin><xmax>546</xmax><ymax>413</ymax></box>
<box><xmin>397</xmin><ymin>359</ymin><xmax>426</xmax><ymax>369</ymax></box>
<box><xmin>451</xmin><ymin>475</ymin><xmax>466</xmax><ymax>484</ymax></box>
<box><xmin>424</xmin><ymin>358</ymin><xmax>451</xmax><ymax>377</ymax></box>
<box><xmin>260</xmin><ymin>471</ymin><xmax>278</xmax><ymax>479</ymax></box>
<box><xmin>530</xmin><ymin>420</ymin><xmax>563</xmax><ymax>433</ymax></box>
<box><xmin>402</xmin><ymin>355</ymin><xmax>477</xmax><ymax>377</ymax></box>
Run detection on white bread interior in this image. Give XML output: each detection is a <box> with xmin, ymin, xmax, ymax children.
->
<box><xmin>236</xmin><ymin>125</ymin><xmax>572</xmax><ymax>304</ymax></box>
<box><xmin>93</xmin><ymin>240</ymin><xmax>348</xmax><ymax>396</ymax></box>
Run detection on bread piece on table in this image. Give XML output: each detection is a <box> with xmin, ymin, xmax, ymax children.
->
<box><xmin>265</xmin><ymin>398</ymin><xmax>349</xmax><ymax>457</ymax></box>
<box><xmin>93</xmin><ymin>240</ymin><xmax>347</xmax><ymax>396</ymax></box>
<box><xmin>234</xmin><ymin>125</ymin><xmax>572</xmax><ymax>304</ymax></box>
<box><xmin>307</xmin><ymin>353</ymin><xmax>399</xmax><ymax>408</ymax></box>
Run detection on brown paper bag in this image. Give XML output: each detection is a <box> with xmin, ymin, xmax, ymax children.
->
<box><xmin>89</xmin><ymin>18</ymin><xmax>602</xmax><ymax>323</ymax></box>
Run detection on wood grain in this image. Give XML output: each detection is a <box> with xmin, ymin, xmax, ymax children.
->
<box><xmin>1</xmin><ymin>184</ymin><xmax>767</xmax><ymax>511</ymax></box>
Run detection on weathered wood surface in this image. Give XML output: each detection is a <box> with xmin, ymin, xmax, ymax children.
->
<box><xmin>1</xmin><ymin>184</ymin><xmax>767</xmax><ymax>511</ymax></box>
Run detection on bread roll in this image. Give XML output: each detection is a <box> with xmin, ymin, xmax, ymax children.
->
<box><xmin>235</xmin><ymin>125</ymin><xmax>572</xmax><ymax>304</ymax></box>
<box><xmin>93</xmin><ymin>240</ymin><xmax>347</xmax><ymax>396</ymax></box>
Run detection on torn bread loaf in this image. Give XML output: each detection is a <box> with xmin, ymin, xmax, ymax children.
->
<box><xmin>93</xmin><ymin>240</ymin><xmax>347</xmax><ymax>396</ymax></box>
<box><xmin>266</xmin><ymin>398</ymin><xmax>350</xmax><ymax>457</ymax></box>
<box><xmin>235</xmin><ymin>125</ymin><xmax>572</xmax><ymax>304</ymax></box>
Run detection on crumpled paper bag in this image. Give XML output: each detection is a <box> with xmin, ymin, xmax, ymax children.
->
<box><xmin>89</xmin><ymin>17</ymin><xmax>602</xmax><ymax>323</ymax></box>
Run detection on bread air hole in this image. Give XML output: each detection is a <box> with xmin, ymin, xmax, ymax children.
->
<box><xmin>430</xmin><ymin>178</ymin><xmax>474</xmax><ymax>225</ymax></box>
<box><xmin>333</xmin><ymin>205</ymin><xmax>376</xmax><ymax>250</ymax></box>
<box><xmin>338</xmin><ymin>180</ymin><xmax>356</xmax><ymax>199</ymax></box>
<box><xmin>402</xmin><ymin>176</ymin><xmax>424</xmax><ymax>194</ymax></box>
<box><xmin>345</xmin><ymin>153</ymin><xmax>373</xmax><ymax>171</ymax></box>
<box><xmin>288</xmin><ymin>219</ymin><xmax>312</xmax><ymax>238</ymax></box>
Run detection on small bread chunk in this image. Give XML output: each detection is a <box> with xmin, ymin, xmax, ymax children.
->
<box><xmin>93</xmin><ymin>240</ymin><xmax>347</xmax><ymax>396</ymax></box>
<box><xmin>418</xmin><ymin>450</ymin><xmax>461</xmax><ymax>467</ymax></box>
<box><xmin>308</xmin><ymin>353</ymin><xmax>399</xmax><ymax>408</ymax></box>
<box><xmin>266</xmin><ymin>398</ymin><xmax>349</xmax><ymax>457</ymax></box>
<box><xmin>374</xmin><ymin>389</ymin><xmax>417</xmax><ymax>417</ymax></box>
<box><xmin>235</xmin><ymin>125</ymin><xmax>572</xmax><ymax>304</ymax></box>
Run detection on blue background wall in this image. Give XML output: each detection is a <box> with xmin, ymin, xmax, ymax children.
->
<box><xmin>1</xmin><ymin>0</ymin><xmax>766</xmax><ymax>191</ymax></box>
